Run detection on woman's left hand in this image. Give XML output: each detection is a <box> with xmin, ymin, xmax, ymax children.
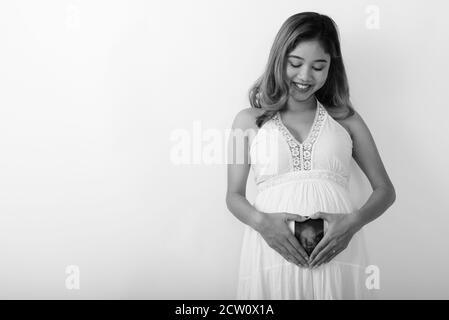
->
<box><xmin>308</xmin><ymin>211</ymin><xmax>362</xmax><ymax>269</ymax></box>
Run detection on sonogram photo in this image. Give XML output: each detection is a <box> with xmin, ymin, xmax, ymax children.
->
<box><xmin>295</xmin><ymin>219</ymin><xmax>324</xmax><ymax>256</ymax></box>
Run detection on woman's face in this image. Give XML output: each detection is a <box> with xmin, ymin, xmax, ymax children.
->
<box><xmin>285</xmin><ymin>40</ymin><xmax>331</xmax><ymax>102</ymax></box>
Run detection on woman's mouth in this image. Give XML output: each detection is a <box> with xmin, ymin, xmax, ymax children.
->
<box><xmin>293</xmin><ymin>82</ymin><xmax>313</xmax><ymax>93</ymax></box>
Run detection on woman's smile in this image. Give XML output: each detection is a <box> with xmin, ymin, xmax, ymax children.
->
<box><xmin>292</xmin><ymin>81</ymin><xmax>314</xmax><ymax>94</ymax></box>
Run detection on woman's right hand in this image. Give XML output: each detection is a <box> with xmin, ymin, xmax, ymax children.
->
<box><xmin>254</xmin><ymin>212</ymin><xmax>310</xmax><ymax>267</ymax></box>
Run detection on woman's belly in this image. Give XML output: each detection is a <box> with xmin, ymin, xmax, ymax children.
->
<box><xmin>251</xmin><ymin>179</ymin><xmax>369</xmax><ymax>266</ymax></box>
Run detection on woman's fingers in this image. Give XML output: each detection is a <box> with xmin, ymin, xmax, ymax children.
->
<box><xmin>283</xmin><ymin>239</ymin><xmax>308</xmax><ymax>267</ymax></box>
<box><xmin>260</xmin><ymin>212</ymin><xmax>322</xmax><ymax>268</ymax></box>
<box><xmin>310</xmin><ymin>211</ymin><xmax>332</xmax><ymax>222</ymax></box>
<box><xmin>283</xmin><ymin>213</ymin><xmax>309</xmax><ymax>222</ymax></box>
<box><xmin>285</xmin><ymin>235</ymin><xmax>309</xmax><ymax>266</ymax></box>
<box><xmin>309</xmin><ymin>234</ymin><xmax>331</xmax><ymax>263</ymax></box>
<box><xmin>314</xmin><ymin>247</ymin><xmax>339</xmax><ymax>268</ymax></box>
<box><xmin>273</xmin><ymin>238</ymin><xmax>308</xmax><ymax>267</ymax></box>
<box><xmin>272</xmin><ymin>242</ymin><xmax>299</xmax><ymax>265</ymax></box>
<box><xmin>309</xmin><ymin>241</ymin><xmax>334</xmax><ymax>268</ymax></box>
<box><xmin>320</xmin><ymin>248</ymin><xmax>340</xmax><ymax>266</ymax></box>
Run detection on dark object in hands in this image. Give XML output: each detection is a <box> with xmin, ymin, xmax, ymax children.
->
<box><xmin>294</xmin><ymin>218</ymin><xmax>324</xmax><ymax>256</ymax></box>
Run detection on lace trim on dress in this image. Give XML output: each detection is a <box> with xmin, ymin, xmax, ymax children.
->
<box><xmin>256</xmin><ymin>170</ymin><xmax>349</xmax><ymax>192</ymax></box>
<box><xmin>274</xmin><ymin>103</ymin><xmax>326</xmax><ymax>171</ymax></box>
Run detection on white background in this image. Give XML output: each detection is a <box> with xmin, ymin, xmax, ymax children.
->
<box><xmin>0</xmin><ymin>0</ymin><xmax>448</xmax><ymax>299</ymax></box>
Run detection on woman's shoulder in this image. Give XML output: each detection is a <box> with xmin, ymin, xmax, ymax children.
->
<box><xmin>329</xmin><ymin>107</ymin><xmax>367</xmax><ymax>139</ymax></box>
<box><xmin>232</xmin><ymin>107</ymin><xmax>265</xmax><ymax>131</ymax></box>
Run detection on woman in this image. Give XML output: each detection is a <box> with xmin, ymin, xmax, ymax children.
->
<box><xmin>226</xmin><ymin>12</ymin><xmax>396</xmax><ymax>299</ymax></box>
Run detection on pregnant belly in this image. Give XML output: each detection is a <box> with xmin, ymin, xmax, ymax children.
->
<box><xmin>254</xmin><ymin>179</ymin><xmax>354</xmax><ymax>216</ymax></box>
<box><xmin>250</xmin><ymin>179</ymin><xmax>369</xmax><ymax>267</ymax></box>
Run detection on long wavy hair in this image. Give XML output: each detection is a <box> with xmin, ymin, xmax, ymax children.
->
<box><xmin>249</xmin><ymin>12</ymin><xmax>355</xmax><ymax>127</ymax></box>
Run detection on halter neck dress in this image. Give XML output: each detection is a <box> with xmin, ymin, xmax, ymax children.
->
<box><xmin>236</xmin><ymin>100</ymin><xmax>373</xmax><ymax>299</ymax></box>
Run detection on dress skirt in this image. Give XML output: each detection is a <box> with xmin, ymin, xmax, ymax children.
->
<box><xmin>236</xmin><ymin>178</ymin><xmax>374</xmax><ymax>300</ymax></box>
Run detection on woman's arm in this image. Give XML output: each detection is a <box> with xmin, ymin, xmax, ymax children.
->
<box><xmin>225</xmin><ymin>108</ymin><xmax>310</xmax><ymax>267</ymax></box>
<box><xmin>346</xmin><ymin>109</ymin><xmax>396</xmax><ymax>229</ymax></box>
<box><xmin>308</xmin><ymin>109</ymin><xmax>396</xmax><ymax>268</ymax></box>
<box><xmin>225</xmin><ymin>108</ymin><xmax>265</xmax><ymax>230</ymax></box>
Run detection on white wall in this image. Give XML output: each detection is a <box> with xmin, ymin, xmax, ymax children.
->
<box><xmin>0</xmin><ymin>0</ymin><xmax>448</xmax><ymax>299</ymax></box>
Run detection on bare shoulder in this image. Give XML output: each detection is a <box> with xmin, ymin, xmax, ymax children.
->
<box><xmin>336</xmin><ymin>108</ymin><xmax>395</xmax><ymax>193</ymax></box>
<box><xmin>232</xmin><ymin>107</ymin><xmax>265</xmax><ymax>131</ymax></box>
<box><xmin>333</xmin><ymin>109</ymin><xmax>368</xmax><ymax>139</ymax></box>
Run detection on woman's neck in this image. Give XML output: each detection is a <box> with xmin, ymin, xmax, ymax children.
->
<box><xmin>285</xmin><ymin>95</ymin><xmax>317</xmax><ymax>113</ymax></box>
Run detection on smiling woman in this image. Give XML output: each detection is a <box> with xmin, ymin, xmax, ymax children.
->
<box><xmin>287</xmin><ymin>50</ymin><xmax>329</xmax><ymax>96</ymax></box>
<box><xmin>226</xmin><ymin>12</ymin><xmax>396</xmax><ymax>300</ymax></box>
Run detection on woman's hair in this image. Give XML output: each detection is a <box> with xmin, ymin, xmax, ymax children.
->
<box><xmin>249</xmin><ymin>12</ymin><xmax>355</xmax><ymax>127</ymax></box>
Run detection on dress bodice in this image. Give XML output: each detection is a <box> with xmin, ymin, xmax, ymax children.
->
<box><xmin>249</xmin><ymin>101</ymin><xmax>353</xmax><ymax>191</ymax></box>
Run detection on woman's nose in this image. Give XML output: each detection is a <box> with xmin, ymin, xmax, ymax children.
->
<box><xmin>295</xmin><ymin>67</ymin><xmax>313</xmax><ymax>82</ymax></box>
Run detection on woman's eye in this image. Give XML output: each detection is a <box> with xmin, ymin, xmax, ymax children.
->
<box><xmin>289</xmin><ymin>62</ymin><xmax>324</xmax><ymax>71</ymax></box>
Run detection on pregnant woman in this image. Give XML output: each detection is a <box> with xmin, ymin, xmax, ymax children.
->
<box><xmin>226</xmin><ymin>12</ymin><xmax>396</xmax><ymax>299</ymax></box>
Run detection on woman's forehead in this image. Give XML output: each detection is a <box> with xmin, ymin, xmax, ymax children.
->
<box><xmin>288</xmin><ymin>40</ymin><xmax>330</xmax><ymax>61</ymax></box>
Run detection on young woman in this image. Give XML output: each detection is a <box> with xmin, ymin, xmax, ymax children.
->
<box><xmin>226</xmin><ymin>12</ymin><xmax>396</xmax><ymax>299</ymax></box>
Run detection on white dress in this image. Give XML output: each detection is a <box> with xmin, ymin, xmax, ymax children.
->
<box><xmin>236</xmin><ymin>101</ymin><xmax>373</xmax><ymax>300</ymax></box>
